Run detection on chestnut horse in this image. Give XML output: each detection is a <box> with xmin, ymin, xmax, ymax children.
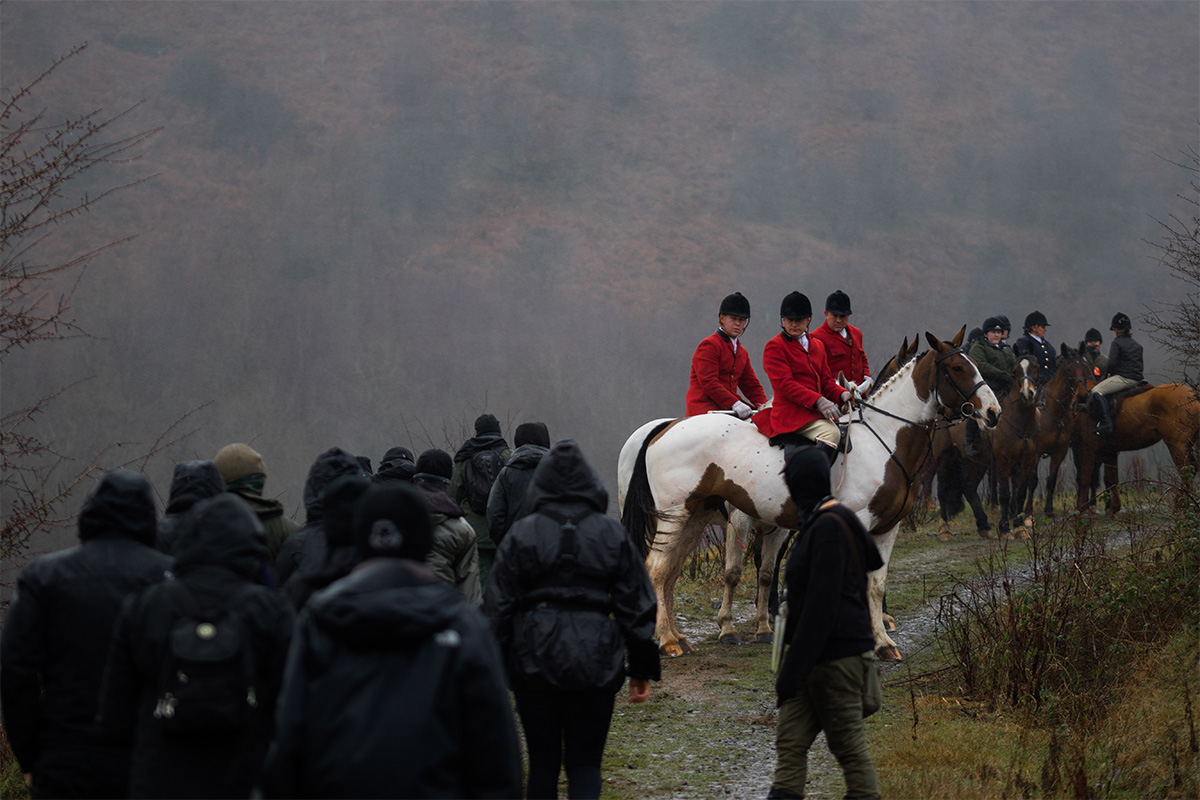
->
<box><xmin>618</xmin><ymin>330</ymin><xmax>1001</xmax><ymax>660</ymax></box>
<box><xmin>1074</xmin><ymin>382</ymin><xmax>1200</xmax><ymax>513</ymax></box>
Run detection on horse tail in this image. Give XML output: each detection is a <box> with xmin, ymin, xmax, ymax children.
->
<box><xmin>622</xmin><ymin>419</ymin><xmax>674</xmax><ymax>559</ymax></box>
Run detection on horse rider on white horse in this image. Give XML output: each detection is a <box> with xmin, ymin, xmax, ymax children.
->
<box><xmin>685</xmin><ymin>292</ymin><xmax>769</xmax><ymax>419</ymax></box>
<box><xmin>752</xmin><ymin>291</ymin><xmax>853</xmax><ymax>465</ymax></box>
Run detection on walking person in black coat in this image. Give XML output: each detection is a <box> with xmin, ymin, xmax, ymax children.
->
<box><xmin>259</xmin><ymin>482</ymin><xmax>521</xmax><ymax>799</ymax></box>
<box><xmin>155</xmin><ymin>459</ymin><xmax>226</xmax><ymax>555</ymax></box>
<box><xmin>98</xmin><ymin>493</ymin><xmax>294</xmax><ymax>798</ymax></box>
<box><xmin>769</xmin><ymin>447</ymin><xmax>883</xmax><ymax>800</ymax></box>
<box><xmin>1</xmin><ymin>471</ymin><xmax>172</xmax><ymax>798</ymax></box>
<box><xmin>485</xmin><ymin>421</ymin><xmax>551</xmax><ymax>546</ymax></box>
<box><xmin>485</xmin><ymin>440</ymin><xmax>661</xmax><ymax>800</ymax></box>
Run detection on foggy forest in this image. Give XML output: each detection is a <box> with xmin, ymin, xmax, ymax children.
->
<box><xmin>2</xmin><ymin>0</ymin><xmax>1198</xmax><ymax>565</ymax></box>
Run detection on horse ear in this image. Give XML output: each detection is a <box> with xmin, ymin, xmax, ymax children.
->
<box><xmin>897</xmin><ymin>337</ymin><xmax>909</xmax><ymax>363</ymax></box>
<box><xmin>951</xmin><ymin>326</ymin><xmax>966</xmax><ymax>347</ymax></box>
<box><xmin>925</xmin><ymin>331</ymin><xmax>942</xmax><ymax>351</ymax></box>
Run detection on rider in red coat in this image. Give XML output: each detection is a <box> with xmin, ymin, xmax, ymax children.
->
<box><xmin>685</xmin><ymin>292</ymin><xmax>768</xmax><ymax>417</ymax></box>
<box><xmin>809</xmin><ymin>290</ymin><xmax>871</xmax><ymax>392</ymax></box>
<box><xmin>754</xmin><ymin>292</ymin><xmax>849</xmax><ymax>462</ymax></box>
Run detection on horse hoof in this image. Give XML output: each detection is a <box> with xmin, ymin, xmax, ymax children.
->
<box><xmin>719</xmin><ymin>633</ymin><xmax>742</xmax><ymax>646</ymax></box>
<box><xmin>660</xmin><ymin>642</ymin><xmax>686</xmax><ymax>658</ymax></box>
<box><xmin>978</xmin><ymin>526</ymin><xmax>993</xmax><ymax>539</ymax></box>
<box><xmin>755</xmin><ymin>632</ymin><xmax>774</xmax><ymax>645</ymax></box>
<box><xmin>938</xmin><ymin>531</ymin><xmax>953</xmax><ymax>542</ymax></box>
<box><xmin>883</xmin><ymin>614</ymin><xmax>898</xmax><ymax>633</ymax></box>
<box><xmin>876</xmin><ymin>644</ymin><xmax>903</xmax><ymax>662</ymax></box>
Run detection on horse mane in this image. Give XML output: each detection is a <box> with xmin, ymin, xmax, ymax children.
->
<box><xmin>870</xmin><ymin>349</ymin><xmax>926</xmax><ymax>398</ymax></box>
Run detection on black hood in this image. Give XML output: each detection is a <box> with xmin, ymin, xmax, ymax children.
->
<box><xmin>453</xmin><ymin>432</ymin><xmax>509</xmax><ymax>462</ymax></box>
<box><xmin>308</xmin><ymin>560</ymin><xmax>464</xmax><ymax>647</ymax></box>
<box><xmin>506</xmin><ymin>444</ymin><xmax>549</xmax><ymax>471</ymax></box>
<box><xmin>173</xmin><ymin>493</ymin><xmax>268</xmax><ymax>579</ymax></box>
<box><xmin>165</xmin><ymin>460</ymin><xmax>226</xmax><ymax>515</ymax></box>
<box><xmin>322</xmin><ymin>475</ymin><xmax>373</xmax><ymax>551</ymax></box>
<box><xmin>522</xmin><ymin>440</ymin><xmax>608</xmax><ymax>515</ymax></box>
<box><xmin>302</xmin><ymin>447</ymin><xmax>367</xmax><ymax>523</ymax></box>
<box><xmin>78</xmin><ymin>470</ymin><xmax>158</xmax><ymax>545</ymax></box>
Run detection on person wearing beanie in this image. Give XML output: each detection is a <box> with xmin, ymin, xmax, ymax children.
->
<box><xmin>413</xmin><ymin>448</ymin><xmax>481</xmax><ymax>605</ymax></box>
<box><xmin>486</xmin><ymin>422</ymin><xmax>551</xmax><ymax>546</ymax></box>
<box><xmin>752</xmin><ymin>291</ymin><xmax>851</xmax><ymax>464</ymax></box>
<box><xmin>1012</xmin><ymin>310</ymin><xmax>1057</xmax><ymax>386</ymax></box>
<box><xmin>770</xmin><ymin>448</ymin><xmax>883</xmax><ymax>800</ymax></box>
<box><xmin>214</xmin><ymin>443</ymin><xmax>300</xmax><ymax>565</ymax></box>
<box><xmin>273</xmin><ymin>447</ymin><xmax>367</xmax><ymax>586</ymax></box>
<box><xmin>1081</xmin><ymin>327</ymin><xmax>1108</xmax><ymax>380</ymax></box>
<box><xmin>1087</xmin><ymin>312</ymin><xmax>1144</xmax><ymax>437</ymax></box>
<box><xmin>1</xmin><ymin>471</ymin><xmax>171</xmax><ymax>798</ymax></box>
<box><xmin>259</xmin><ymin>483</ymin><xmax>521</xmax><ymax>799</ymax></box>
<box><xmin>450</xmin><ymin>414</ymin><xmax>511</xmax><ymax>587</ymax></box>
<box><xmin>809</xmin><ymin>290</ymin><xmax>872</xmax><ymax>396</ymax></box>
<box><xmin>98</xmin><ymin>494</ymin><xmax>294</xmax><ymax>798</ymax></box>
<box><xmin>685</xmin><ymin>292</ymin><xmax>768</xmax><ymax>418</ymax></box>
<box><xmin>155</xmin><ymin>460</ymin><xmax>226</xmax><ymax>556</ymax></box>
<box><xmin>484</xmin><ymin>440</ymin><xmax>660</xmax><ymax>800</ymax></box>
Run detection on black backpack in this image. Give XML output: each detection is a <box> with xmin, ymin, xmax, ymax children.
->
<box><xmin>465</xmin><ymin>448</ymin><xmax>505</xmax><ymax>514</ymax></box>
<box><xmin>152</xmin><ymin>582</ymin><xmax>260</xmax><ymax>736</ymax></box>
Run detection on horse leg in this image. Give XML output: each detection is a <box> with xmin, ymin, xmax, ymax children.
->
<box><xmin>996</xmin><ymin>467</ymin><xmax>1012</xmax><ymax>534</ymax></box>
<box><xmin>716</xmin><ymin>517</ymin><xmax>745</xmax><ymax>645</ymax></box>
<box><xmin>868</xmin><ymin>527</ymin><xmax>902</xmax><ymax>661</ymax></box>
<box><xmin>753</xmin><ymin>525</ymin><xmax>786</xmax><ymax>643</ymax></box>
<box><xmin>645</xmin><ymin>509</ymin><xmax>705</xmax><ymax>657</ymax></box>
<box><xmin>965</xmin><ymin>482</ymin><xmax>992</xmax><ymax>538</ymax></box>
<box><xmin>1043</xmin><ymin>457</ymin><xmax>1061</xmax><ymax>517</ymax></box>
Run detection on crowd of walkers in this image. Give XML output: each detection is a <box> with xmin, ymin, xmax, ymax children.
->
<box><xmin>0</xmin><ymin>419</ymin><xmax>661</xmax><ymax>799</ymax></box>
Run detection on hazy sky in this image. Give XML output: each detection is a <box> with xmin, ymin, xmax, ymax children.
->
<box><xmin>3</xmin><ymin>0</ymin><xmax>1197</xmax><ymax>558</ymax></box>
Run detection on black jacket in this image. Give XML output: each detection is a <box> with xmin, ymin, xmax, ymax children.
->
<box><xmin>485</xmin><ymin>443</ymin><xmax>549</xmax><ymax>545</ymax></box>
<box><xmin>1012</xmin><ymin>333</ymin><xmax>1058</xmax><ymax>385</ymax></box>
<box><xmin>1107</xmin><ymin>331</ymin><xmax>1144</xmax><ymax>382</ymax></box>
<box><xmin>156</xmin><ymin>460</ymin><xmax>226</xmax><ymax>555</ymax></box>
<box><xmin>0</xmin><ymin>471</ymin><xmax>171</xmax><ymax>795</ymax></box>
<box><xmin>274</xmin><ymin>448</ymin><xmax>364</xmax><ymax>586</ymax></box>
<box><xmin>259</xmin><ymin>559</ymin><xmax>522</xmax><ymax>799</ymax></box>
<box><xmin>98</xmin><ymin>494</ymin><xmax>294</xmax><ymax>798</ymax></box>
<box><xmin>282</xmin><ymin>476</ymin><xmax>370</xmax><ymax>611</ymax></box>
<box><xmin>775</xmin><ymin>502</ymin><xmax>883</xmax><ymax>703</ymax></box>
<box><xmin>484</xmin><ymin>440</ymin><xmax>661</xmax><ymax>693</ymax></box>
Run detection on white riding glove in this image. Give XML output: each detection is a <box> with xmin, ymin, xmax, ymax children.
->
<box><xmin>732</xmin><ymin>400</ymin><xmax>753</xmax><ymax>419</ymax></box>
<box><xmin>816</xmin><ymin>396</ymin><xmax>840</xmax><ymax>421</ymax></box>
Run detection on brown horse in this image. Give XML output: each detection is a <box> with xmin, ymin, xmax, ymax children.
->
<box><xmin>1030</xmin><ymin>345</ymin><xmax>1097</xmax><ymax>516</ymax></box>
<box><xmin>1075</xmin><ymin>382</ymin><xmax>1200</xmax><ymax>513</ymax></box>
<box><xmin>988</xmin><ymin>357</ymin><xmax>1041</xmax><ymax>535</ymax></box>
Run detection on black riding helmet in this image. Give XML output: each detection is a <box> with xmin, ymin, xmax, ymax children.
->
<box><xmin>825</xmin><ymin>290</ymin><xmax>852</xmax><ymax>316</ymax></box>
<box><xmin>780</xmin><ymin>291</ymin><xmax>812</xmax><ymax>320</ymax></box>
<box><xmin>983</xmin><ymin>316</ymin><xmax>1003</xmax><ymax>332</ymax></box>
<box><xmin>1111</xmin><ymin>312</ymin><xmax>1132</xmax><ymax>332</ymax></box>
<box><xmin>1024</xmin><ymin>310</ymin><xmax>1050</xmax><ymax>330</ymax></box>
<box><xmin>719</xmin><ymin>292</ymin><xmax>751</xmax><ymax>318</ymax></box>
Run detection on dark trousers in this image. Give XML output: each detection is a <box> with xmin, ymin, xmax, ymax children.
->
<box><xmin>513</xmin><ymin>688</ymin><xmax>616</xmax><ymax>799</ymax></box>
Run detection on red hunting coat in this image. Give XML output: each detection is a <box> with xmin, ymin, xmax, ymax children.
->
<box><xmin>809</xmin><ymin>322</ymin><xmax>870</xmax><ymax>385</ymax></box>
<box><xmin>685</xmin><ymin>331</ymin><xmax>768</xmax><ymax>416</ymax></box>
<box><xmin>753</xmin><ymin>332</ymin><xmax>844</xmax><ymax>438</ymax></box>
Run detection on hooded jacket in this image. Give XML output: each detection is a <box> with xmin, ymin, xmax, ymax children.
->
<box><xmin>224</xmin><ymin>473</ymin><xmax>300</xmax><ymax>565</ymax></box>
<box><xmin>485</xmin><ymin>443</ymin><xmax>550</xmax><ymax>546</ymax></box>
<box><xmin>0</xmin><ymin>471</ymin><xmax>171</xmax><ymax>795</ymax></box>
<box><xmin>283</xmin><ymin>476</ymin><xmax>371</xmax><ymax>611</ymax></box>
<box><xmin>415</xmin><ymin>478</ymin><xmax>482</xmax><ymax>606</ymax></box>
<box><xmin>484</xmin><ymin>440</ymin><xmax>661</xmax><ymax>693</ymax></box>
<box><xmin>450</xmin><ymin>433</ymin><xmax>511</xmax><ymax>550</ymax></box>
<box><xmin>259</xmin><ymin>559</ymin><xmax>521</xmax><ymax>799</ymax></box>
<box><xmin>98</xmin><ymin>494</ymin><xmax>294</xmax><ymax>798</ymax></box>
<box><xmin>274</xmin><ymin>448</ymin><xmax>364</xmax><ymax>586</ymax></box>
<box><xmin>775</xmin><ymin>502</ymin><xmax>883</xmax><ymax>702</ymax></box>
<box><xmin>155</xmin><ymin>460</ymin><xmax>226</xmax><ymax>555</ymax></box>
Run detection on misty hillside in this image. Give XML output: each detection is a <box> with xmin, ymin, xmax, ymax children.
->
<box><xmin>2</xmin><ymin>1</ymin><xmax>1197</xmax><ymax>541</ymax></box>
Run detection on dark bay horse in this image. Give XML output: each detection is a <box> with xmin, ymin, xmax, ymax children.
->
<box><xmin>1074</xmin><ymin>382</ymin><xmax>1200</xmax><ymax>513</ymax></box>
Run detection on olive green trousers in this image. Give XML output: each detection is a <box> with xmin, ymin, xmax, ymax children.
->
<box><xmin>772</xmin><ymin>652</ymin><xmax>880</xmax><ymax>800</ymax></box>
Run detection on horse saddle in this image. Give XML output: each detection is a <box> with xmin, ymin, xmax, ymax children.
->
<box><xmin>1111</xmin><ymin>381</ymin><xmax>1153</xmax><ymax>415</ymax></box>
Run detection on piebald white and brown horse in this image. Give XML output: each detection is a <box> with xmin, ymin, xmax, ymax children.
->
<box><xmin>618</xmin><ymin>330</ymin><xmax>1001</xmax><ymax>660</ymax></box>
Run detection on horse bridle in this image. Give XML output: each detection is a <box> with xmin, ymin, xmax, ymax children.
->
<box><xmin>933</xmin><ymin>346</ymin><xmax>989</xmax><ymax>421</ymax></box>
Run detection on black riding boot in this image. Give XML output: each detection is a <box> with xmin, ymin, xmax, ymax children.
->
<box><xmin>963</xmin><ymin>419</ymin><xmax>981</xmax><ymax>458</ymax></box>
<box><xmin>1091</xmin><ymin>393</ymin><xmax>1114</xmax><ymax>436</ymax></box>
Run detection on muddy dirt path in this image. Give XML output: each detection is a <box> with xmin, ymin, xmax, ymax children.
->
<box><xmin>602</xmin><ymin>532</ymin><xmax>992</xmax><ymax>799</ymax></box>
